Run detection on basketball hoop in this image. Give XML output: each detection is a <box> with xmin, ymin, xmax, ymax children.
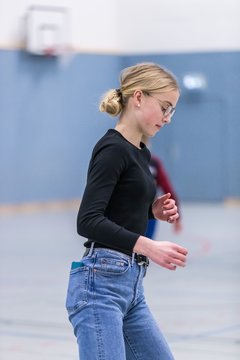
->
<box><xmin>43</xmin><ymin>47</ymin><xmax>57</xmax><ymax>57</ymax></box>
<box><xmin>25</xmin><ymin>6</ymin><xmax>70</xmax><ymax>57</ymax></box>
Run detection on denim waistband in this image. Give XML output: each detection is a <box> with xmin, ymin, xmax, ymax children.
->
<box><xmin>83</xmin><ymin>243</ymin><xmax>149</xmax><ymax>267</ymax></box>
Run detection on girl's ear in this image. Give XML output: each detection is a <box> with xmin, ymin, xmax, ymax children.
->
<box><xmin>133</xmin><ymin>90</ymin><xmax>143</xmax><ymax>107</ymax></box>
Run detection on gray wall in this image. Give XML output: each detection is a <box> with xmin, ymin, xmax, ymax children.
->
<box><xmin>0</xmin><ymin>50</ymin><xmax>239</xmax><ymax>203</ymax></box>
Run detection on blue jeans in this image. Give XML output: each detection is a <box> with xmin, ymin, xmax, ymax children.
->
<box><xmin>65</xmin><ymin>247</ymin><xmax>175</xmax><ymax>360</ymax></box>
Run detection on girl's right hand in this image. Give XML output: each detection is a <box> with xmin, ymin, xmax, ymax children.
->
<box><xmin>148</xmin><ymin>240</ymin><xmax>188</xmax><ymax>270</ymax></box>
<box><xmin>133</xmin><ymin>236</ymin><xmax>188</xmax><ymax>270</ymax></box>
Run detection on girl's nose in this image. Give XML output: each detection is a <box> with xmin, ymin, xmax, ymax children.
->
<box><xmin>163</xmin><ymin>114</ymin><xmax>171</xmax><ymax>124</ymax></box>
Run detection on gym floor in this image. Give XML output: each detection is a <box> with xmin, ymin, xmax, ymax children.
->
<box><xmin>0</xmin><ymin>202</ymin><xmax>239</xmax><ymax>359</ymax></box>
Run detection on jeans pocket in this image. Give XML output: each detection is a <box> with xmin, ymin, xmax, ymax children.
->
<box><xmin>94</xmin><ymin>255</ymin><xmax>130</xmax><ymax>275</ymax></box>
<box><xmin>66</xmin><ymin>266</ymin><xmax>89</xmax><ymax>316</ymax></box>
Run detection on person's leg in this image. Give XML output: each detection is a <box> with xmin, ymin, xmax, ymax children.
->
<box><xmin>123</xmin><ymin>268</ymin><xmax>175</xmax><ymax>360</ymax></box>
<box><xmin>72</xmin><ymin>301</ymin><xmax>126</xmax><ymax>360</ymax></box>
<box><xmin>66</xmin><ymin>248</ymin><xmax>136</xmax><ymax>360</ymax></box>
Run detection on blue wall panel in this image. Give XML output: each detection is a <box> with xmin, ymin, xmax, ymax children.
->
<box><xmin>0</xmin><ymin>50</ymin><xmax>239</xmax><ymax>203</ymax></box>
<box><xmin>0</xmin><ymin>50</ymin><xmax>122</xmax><ymax>203</ymax></box>
<box><xmin>126</xmin><ymin>52</ymin><xmax>240</xmax><ymax>200</ymax></box>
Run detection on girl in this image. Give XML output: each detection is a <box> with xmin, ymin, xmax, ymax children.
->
<box><xmin>66</xmin><ymin>63</ymin><xmax>188</xmax><ymax>360</ymax></box>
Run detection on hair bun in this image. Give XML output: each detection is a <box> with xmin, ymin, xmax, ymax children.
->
<box><xmin>99</xmin><ymin>89</ymin><xmax>123</xmax><ymax>117</ymax></box>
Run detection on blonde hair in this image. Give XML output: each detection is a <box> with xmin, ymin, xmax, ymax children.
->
<box><xmin>99</xmin><ymin>62</ymin><xmax>179</xmax><ymax>117</ymax></box>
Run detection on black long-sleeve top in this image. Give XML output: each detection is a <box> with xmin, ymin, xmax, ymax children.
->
<box><xmin>77</xmin><ymin>129</ymin><xmax>156</xmax><ymax>255</ymax></box>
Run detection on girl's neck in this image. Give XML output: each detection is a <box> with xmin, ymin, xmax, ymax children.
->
<box><xmin>115</xmin><ymin>122</ymin><xmax>142</xmax><ymax>149</ymax></box>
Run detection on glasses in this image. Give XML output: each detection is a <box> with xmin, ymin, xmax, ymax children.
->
<box><xmin>145</xmin><ymin>93</ymin><xmax>176</xmax><ymax>118</ymax></box>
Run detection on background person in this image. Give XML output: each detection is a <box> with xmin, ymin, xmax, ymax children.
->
<box><xmin>142</xmin><ymin>138</ymin><xmax>182</xmax><ymax>239</ymax></box>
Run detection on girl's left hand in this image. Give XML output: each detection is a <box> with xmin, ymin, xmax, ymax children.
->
<box><xmin>152</xmin><ymin>193</ymin><xmax>179</xmax><ymax>223</ymax></box>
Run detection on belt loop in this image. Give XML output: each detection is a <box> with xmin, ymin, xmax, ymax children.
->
<box><xmin>131</xmin><ymin>252</ymin><xmax>135</xmax><ymax>266</ymax></box>
<box><xmin>88</xmin><ymin>242</ymin><xmax>95</xmax><ymax>257</ymax></box>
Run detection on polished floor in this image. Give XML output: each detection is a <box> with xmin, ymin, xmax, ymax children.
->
<box><xmin>0</xmin><ymin>202</ymin><xmax>240</xmax><ymax>359</ymax></box>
